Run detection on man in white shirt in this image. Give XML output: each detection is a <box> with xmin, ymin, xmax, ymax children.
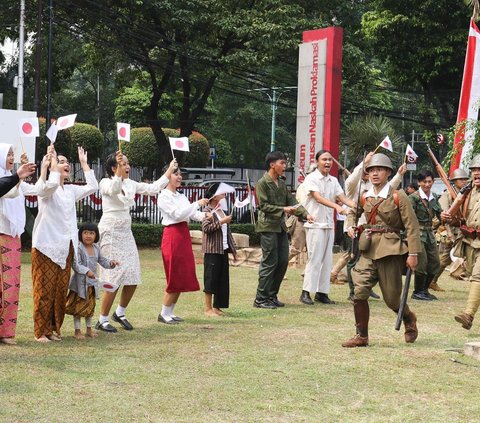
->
<box><xmin>300</xmin><ymin>150</ymin><xmax>355</xmax><ymax>305</ymax></box>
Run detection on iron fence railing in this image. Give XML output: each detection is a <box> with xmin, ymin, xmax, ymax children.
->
<box><xmin>25</xmin><ymin>186</ymin><xmax>255</xmax><ymax>225</ymax></box>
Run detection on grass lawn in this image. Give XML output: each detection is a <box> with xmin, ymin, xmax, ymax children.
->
<box><xmin>1</xmin><ymin>250</ymin><xmax>480</xmax><ymax>422</ymax></box>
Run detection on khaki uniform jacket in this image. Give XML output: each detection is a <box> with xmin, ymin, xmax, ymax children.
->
<box><xmin>438</xmin><ymin>190</ymin><xmax>462</xmax><ymax>241</ymax></box>
<box><xmin>462</xmin><ymin>187</ymin><xmax>480</xmax><ymax>248</ymax></box>
<box><xmin>347</xmin><ymin>187</ymin><xmax>422</xmax><ymax>260</ymax></box>
<box><xmin>255</xmin><ymin>172</ymin><xmax>308</xmax><ymax>233</ymax></box>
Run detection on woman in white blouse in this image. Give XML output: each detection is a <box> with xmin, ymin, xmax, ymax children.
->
<box><xmin>96</xmin><ymin>151</ymin><xmax>177</xmax><ymax>333</ymax></box>
<box><xmin>0</xmin><ymin>144</ymin><xmax>39</xmax><ymax>345</ymax></box>
<box><xmin>157</xmin><ymin>167</ymin><xmax>209</xmax><ymax>324</ymax></box>
<box><xmin>32</xmin><ymin>145</ymin><xmax>99</xmax><ymax>343</ymax></box>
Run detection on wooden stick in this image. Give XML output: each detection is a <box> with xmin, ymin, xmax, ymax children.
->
<box><xmin>372</xmin><ymin>144</ymin><xmax>381</xmax><ymax>154</ymax></box>
<box><xmin>331</xmin><ymin>156</ymin><xmax>351</xmax><ymax>177</ymax></box>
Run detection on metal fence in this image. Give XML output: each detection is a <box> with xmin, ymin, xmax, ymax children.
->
<box><xmin>25</xmin><ymin>186</ymin><xmax>255</xmax><ymax>225</ymax></box>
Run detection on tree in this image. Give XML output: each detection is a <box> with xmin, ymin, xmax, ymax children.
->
<box><xmin>361</xmin><ymin>0</ymin><xmax>471</xmax><ymax>127</ymax></box>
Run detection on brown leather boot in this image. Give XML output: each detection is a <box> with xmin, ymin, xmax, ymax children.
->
<box><xmin>403</xmin><ymin>310</ymin><xmax>418</xmax><ymax>343</ymax></box>
<box><xmin>342</xmin><ymin>299</ymin><xmax>369</xmax><ymax>348</ymax></box>
<box><xmin>429</xmin><ymin>281</ymin><xmax>445</xmax><ymax>292</ymax></box>
<box><xmin>455</xmin><ymin>312</ymin><xmax>474</xmax><ymax>330</ymax></box>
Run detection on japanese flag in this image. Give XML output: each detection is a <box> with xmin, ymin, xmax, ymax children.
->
<box><xmin>379</xmin><ymin>135</ymin><xmax>393</xmax><ymax>152</ymax></box>
<box><xmin>57</xmin><ymin>114</ymin><xmax>77</xmax><ymax>130</ymax></box>
<box><xmin>46</xmin><ymin>123</ymin><xmax>58</xmax><ymax>144</ymax></box>
<box><xmin>100</xmin><ymin>280</ymin><xmax>119</xmax><ymax>293</ymax></box>
<box><xmin>405</xmin><ymin>144</ymin><xmax>418</xmax><ymax>160</ymax></box>
<box><xmin>18</xmin><ymin>118</ymin><xmax>40</xmax><ymax>138</ymax></box>
<box><xmin>169</xmin><ymin>136</ymin><xmax>189</xmax><ymax>152</ymax></box>
<box><xmin>117</xmin><ymin>122</ymin><xmax>130</xmax><ymax>142</ymax></box>
<box><xmin>234</xmin><ymin>196</ymin><xmax>250</xmax><ymax>208</ymax></box>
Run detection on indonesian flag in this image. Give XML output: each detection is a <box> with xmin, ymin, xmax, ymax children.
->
<box><xmin>378</xmin><ymin>135</ymin><xmax>393</xmax><ymax>152</ymax></box>
<box><xmin>57</xmin><ymin>114</ymin><xmax>77</xmax><ymax>130</ymax></box>
<box><xmin>169</xmin><ymin>136</ymin><xmax>189</xmax><ymax>152</ymax></box>
<box><xmin>117</xmin><ymin>122</ymin><xmax>130</xmax><ymax>142</ymax></box>
<box><xmin>18</xmin><ymin>118</ymin><xmax>39</xmax><ymax>138</ymax></box>
<box><xmin>450</xmin><ymin>20</ymin><xmax>480</xmax><ymax>174</ymax></box>
<box><xmin>46</xmin><ymin>123</ymin><xmax>58</xmax><ymax>144</ymax></box>
<box><xmin>405</xmin><ymin>144</ymin><xmax>418</xmax><ymax>160</ymax></box>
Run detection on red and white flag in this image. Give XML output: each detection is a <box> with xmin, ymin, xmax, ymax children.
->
<box><xmin>18</xmin><ymin>118</ymin><xmax>39</xmax><ymax>138</ymax></box>
<box><xmin>117</xmin><ymin>122</ymin><xmax>130</xmax><ymax>142</ymax></box>
<box><xmin>405</xmin><ymin>144</ymin><xmax>418</xmax><ymax>160</ymax></box>
<box><xmin>378</xmin><ymin>135</ymin><xmax>393</xmax><ymax>152</ymax></box>
<box><xmin>169</xmin><ymin>136</ymin><xmax>189</xmax><ymax>152</ymax></box>
<box><xmin>46</xmin><ymin>123</ymin><xmax>58</xmax><ymax>144</ymax></box>
<box><xmin>57</xmin><ymin>114</ymin><xmax>77</xmax><ymax>130</ymax></box>
<box><xmin>451</xmin><ymin>19</ymin><xmax>480</xmax><ymax>173</ymax></box>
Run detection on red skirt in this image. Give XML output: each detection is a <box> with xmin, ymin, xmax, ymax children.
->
<box><xmin>161</xmin><ymin>222</ymin><xmax>200</xmax><ymax>293</ymax></box>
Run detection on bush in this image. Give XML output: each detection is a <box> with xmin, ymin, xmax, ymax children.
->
<box><xmin>184</xmin><ymin>131</ymin><xmax>210</xmax><ymax>167</ymax></box>
<box><xmin>131</xmin><ymin>223</ymin><xmax>259</xmax><ymax>246</ymax></box>
<box><xmin>122</xmin><ymin>127</ymin><xmax>160</xmax><ymax>168</ymax></box>
<box><xmin>69</xmin><ymin>123</ymin><xmax>104</xmax><ymax>160</ymax></box>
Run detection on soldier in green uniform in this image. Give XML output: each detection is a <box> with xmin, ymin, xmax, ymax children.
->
<box><xmin>445</xmin><ymin>155</ymin><xmax>480</xmax><ymax>330</ymax></box>
<box><xmin>253</xmin><ymin>151</ymin><xmax>314</xmax><ymax>309</ymax></box>
<box><xmin>342</xmin><ymin>153</ymin><xmax>422</xmax><ymax>347</ymax></box>
<box><xmin>409</xmin><ymin>170</ymin><xmax>443</xmax><ymax>301</ymax></box>
<box><xmin>431</xmin><ymin>168</ymin><xmax>469</xmax><ymax>291</ymax></box>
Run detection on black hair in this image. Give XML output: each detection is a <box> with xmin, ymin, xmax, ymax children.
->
<box><xmin>407</xmin><ymin>182</ymin><xmax>418</xmax><ymax>191</ymax></box>
<box><xmin>417</xmin><ymin>170</ymin><xmax>434</xmax><ymax>182</ymax></box>
<box><xmin>265</xmin><ymin>151</ymin><xmax>286</xmax><ymax>170</ymax></box>
<box><xmin>315</xmin><ymin>149</ymin><xmax>331</xmax><ymax>161</ymax></box>
<box><xmin>78</xmin><ymin>221</ymin><xmax>100</xmax><ymax>243</ymax></box>
<box><xmin>205</xmin><ymin>182</ymin><xmax>220</xmax><ymax>200</ymax></box>
<box><xmin>105</xmin><ymin>152</ymin><xmax>118</xmax><ymax>178</ymax></box>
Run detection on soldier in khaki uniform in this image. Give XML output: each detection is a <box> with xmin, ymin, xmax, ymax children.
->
<box><xmin>446</xmin><ymin>156</ymin><xmax>480</xmax><ymax>330</ymax></box>
<box><xmin>342</xmin><ymin>153</ymin><xmax>422</xmax><ymax>347</ymax></box>
<box><xmin>431</xmin><ymin>168</ymin><xmax>469</xmax><ymax>291</ymax></box>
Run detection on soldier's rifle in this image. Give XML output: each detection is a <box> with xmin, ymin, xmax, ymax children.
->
<box><xmin>395</xmin><ymin>268</ymin><xmax>412</xmax><ymax>331</ymax></box>
<box><xmin>427</xmin><ymin>146</ymin><xmax>458</xmax><ymax>199</ymax></box>
<box><xmin>331</xmin><ymin>156</ymin><xmax>351</xmax><ymax>177</ymax></box>
<box><xmin>446</xmin><ymin>180</ymin><xmax>473</xmax><ymax>219</ymax></box>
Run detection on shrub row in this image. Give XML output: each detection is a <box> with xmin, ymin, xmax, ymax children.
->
<box><xmin>132</xmin><ymin>223</ymin><xmax>260</xmax><ymax>247</ymax></box>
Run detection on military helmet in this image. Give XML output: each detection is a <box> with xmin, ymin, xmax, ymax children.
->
<box><xmin>365</xmin><ymin>153</ymin><xmax>393</xmax><ymax>171</ymax></box>
<box><xmin>450</xmin><ymin>168</ymin><xmax>469</xmax><ymax>180</ymax></box>
<box><xmin>469</xmin><ymin>154</ymin><xmax>480</xmax><ymax>170</ymax></box>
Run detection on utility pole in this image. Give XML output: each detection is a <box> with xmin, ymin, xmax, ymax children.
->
<box><xmin>16</xmin><ymin>0</ymin><xmax>25</xmax><ymax>110</ymax></box>
<box><xmin>33</xmin><ymin>0</ymin><xmax>43</xmax><ymax>112</ymax></box>
<box><xmin>46</xmin><ymin>0</ymin><xmax>53</xmax><ymax>129</ymax></box>
<box><xmin>251</xmin><ymin>86</ymin><xmax>296</xmax><ymax>152</ymax></box>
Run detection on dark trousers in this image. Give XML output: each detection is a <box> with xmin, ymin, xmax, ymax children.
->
<box><xmin>204</xmin><ymin>252</ymin><xmax>230</xmax><ymax>308</ymax></box>
<box><xmin>256</xmin><ymin>231</ymin><xmax>289</xmax><ymax>301</ymax></box>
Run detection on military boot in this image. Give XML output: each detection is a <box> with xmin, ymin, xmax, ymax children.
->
<box><xmin>411</xmin><ymin>274</ymin><xmax>433</xmax><ymax>301</ymax></box>
<box><xmin>342</xmin><ymin>299</ymin><xmax>369</xmax><ymax>348</ymax></box>
<box><xmin>423</xmin><ymin>275</ymin><xmax>438</xmax><ymax>300</ymax></box>
<box><xmin>402</xmin><ymin>307</ymin><xmax>418</xmax><ymax>343</ymax></box>
<box><xmin>454</xmin><ymin>313</ymin><xmax>473</xmax><ymax>330</ymax></box>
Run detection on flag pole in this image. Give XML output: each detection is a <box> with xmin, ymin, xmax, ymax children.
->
<box><xmin>18</xmin><ymin>137</ymin><xmax>25</xmax><ymax>155</ymax></box>
<box><xmin>372</xmin><ymin>144</ymin><xmax>381</xmax><ymax>154</ymax></box>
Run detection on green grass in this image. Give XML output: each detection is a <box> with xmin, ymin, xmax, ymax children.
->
<box><xmin>1</xmin><ymin>250</ymin><xmax>480</xmax><ymax>422</ymax></box>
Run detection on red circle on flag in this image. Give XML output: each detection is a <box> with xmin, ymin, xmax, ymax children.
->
<box><xmin>175</xmin><ymin>140</ymin><xmax>185</xmax><ymax>149</ymax></box>
<box><xmin>22</xmin><ymin>122</ymin><xmax>32</xmax><ymax>135</ymax></box>
<box><xmin>59</xmin><ymin>118</ymin><xmax>69</xmax><ymax>128</ymax></box>
<box><xmin>383</xmin><ymin>141</ymin><xmax>388</xmax><ymax>146</ymax></box>
<box><xmin>119</xmin><ymin>127</ymin><xmax>127</xmax><ymax>138</ymax></box>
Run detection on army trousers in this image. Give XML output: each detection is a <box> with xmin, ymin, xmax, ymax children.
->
<box><xmin>352</xmin><ymin>254</ymin><xmax>405</xmax><ymax>311</ymax></box>
<box><xmin>416</xmin><ymin>238</ymin><xmax>440</xmax><ymax>278</ymax></box>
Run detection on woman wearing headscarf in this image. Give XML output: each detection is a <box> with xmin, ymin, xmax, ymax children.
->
<box><xmin>0</xmin><ymin>144</ymin><xmax>38</xmax><ymax>345</ymax></box>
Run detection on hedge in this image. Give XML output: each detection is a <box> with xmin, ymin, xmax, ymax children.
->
<box><xmin>132</xmin><ymin>223</ymin><xmax>259</xmax><ymax>247</ymax></box>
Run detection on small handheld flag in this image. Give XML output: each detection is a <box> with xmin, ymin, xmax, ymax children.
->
<box><xmin>46</xmin><ymin>123</ymin><xmax>58</xmax><ymax>144</ymax></box>
<box><xmin>57</xmin><ymin>114</ymin><xmax>77</xmax><ymax>130</ymax></box>
<box><xmin>18</xmin><ymin>118</ymin><xmax>40</xmax><ymax>138</ymax></box>
<box><xmin>373</xmin><ymin>135</ymin><xmax>393</xmax><ymax>153</ymax></box>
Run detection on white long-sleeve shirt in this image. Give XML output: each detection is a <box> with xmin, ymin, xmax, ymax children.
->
<box><xmin>32</xmin><ymin>170</ymin><xmax>99</xmax><ymax>269</ymax></box>
<box><xmin>157</xmin><ymin>189</ymin><xmax>205</xmax><ymax>226</ymax></box>
<box><xmin>99</xmin><ymin>175</ymin><xmax>169</xmax><ymax>218</ymax></box>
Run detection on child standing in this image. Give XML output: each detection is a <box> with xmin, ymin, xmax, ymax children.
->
<box><xmin>202</xmin><ymin>183</ymin><xmax>237</xmax><ymax>316</ymax></box>
<box><xmin>66</xmin><ymin>222</ymin><xmax>119</xmax><ymax>339</ymax></box>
